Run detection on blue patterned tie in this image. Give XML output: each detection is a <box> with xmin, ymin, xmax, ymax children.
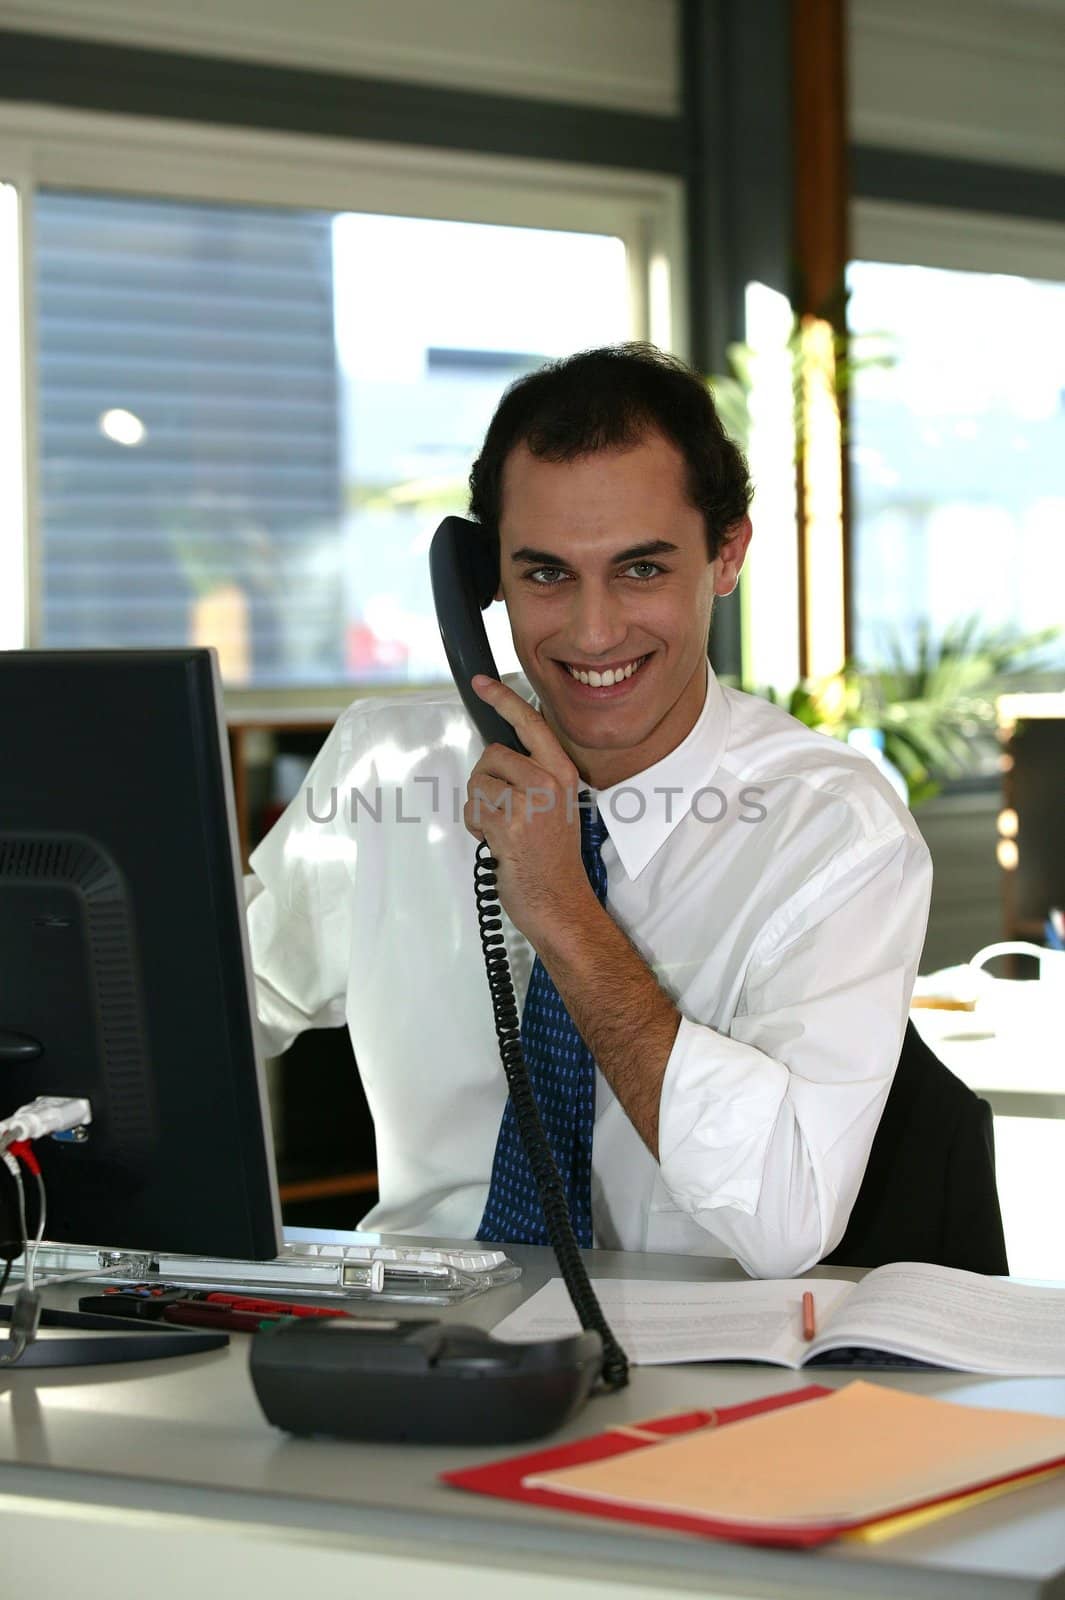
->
<box><xmin>477</xmin><ymin>795</ymin><xmax>609</xmax><ymax>1247</ymax></box>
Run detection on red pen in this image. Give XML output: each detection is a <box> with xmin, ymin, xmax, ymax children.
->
<box><xmin>163</xmin><ymin>1303</ymin><xmax>283</xmax><ymax>1334</ymax></box>
<box><xmin>200</xmin><ymin>1293</ymin><xmax>344</xmax><ymax>1319</ymax></box>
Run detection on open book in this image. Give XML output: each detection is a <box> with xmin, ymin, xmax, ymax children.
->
<box><xmin>491</xmin><ymin>1261</ymin><xmax>1065</xmax><ymax>1375</ymax></box>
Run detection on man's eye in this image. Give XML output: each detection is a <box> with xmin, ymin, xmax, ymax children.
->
<box><xmin>525</xmin><ymin>562</ymin><xmax>665</xmax><ymax>586</ymax></box>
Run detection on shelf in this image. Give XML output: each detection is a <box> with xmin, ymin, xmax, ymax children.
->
<box><xmin>231</xmin><ymin>717</ymin><xmax>378</xmax><ymax>1224</ymax></box>
<box><xmin>227</xmin><ymin>715</ymin><xmax>337</xmax><ymax>867</ymax></box>
<box><xmin>278</xmin><ymin>1170</ymin><xmax>379</xmax><ymax>1204</ymax></box>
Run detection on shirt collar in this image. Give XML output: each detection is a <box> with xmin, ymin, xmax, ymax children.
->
<box><xmin>521</xmin><ymin>666</ymin><xmax>731</xmax><ymax>882</ymax></box>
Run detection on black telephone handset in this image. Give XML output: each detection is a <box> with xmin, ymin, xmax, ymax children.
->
<box><xmin>429</xmin><ymin>515</ymin><xmax>626</xmax><ymax>1379</ymax></box>
<box><xmin>251</xmin><ymin>518</ymin><xmax>628</xmax><ymax>1448</ymax></box>
<box><xmin>428</xmin><ymin>515</ymin><xmax>526</xmax><ymax>755</ymax></box>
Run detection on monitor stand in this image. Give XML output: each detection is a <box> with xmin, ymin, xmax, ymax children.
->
<box><xmin>0</xmin><ymin>1302</ymin><xmax>227</xmax><ymax>1366</ymax></box>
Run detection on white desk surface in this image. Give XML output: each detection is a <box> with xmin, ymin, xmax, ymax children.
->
<box><xmin>935</xmin><ymin>1035</ymin><xmax>1065</xmax><ymax>1120</ymax></box>
<box><xmin>910</xmin><ymin>1009</ymin><xmax>1065</xmax><ymax>1120</ymax></box>
<box><xmin>2</xmin><ymin>1245</ymin><xmax>1065</xmax><ymax>1600</ymax></box>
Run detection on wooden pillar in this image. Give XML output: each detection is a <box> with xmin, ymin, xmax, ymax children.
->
<box><xmin>792</xmin><ymin>0</ymin><xmax>851</xmax><ymax>678</ymax></box>
<box><xmin>793</xmin><ymin>0</ymin><xmax>849</xmax><ymax>323</ymax></box>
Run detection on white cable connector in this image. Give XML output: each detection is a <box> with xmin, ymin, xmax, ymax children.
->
<box><xmin>0</xmin><ymin>1095</ymin><xmax>92</xmax><ymax>1152</ymax></box>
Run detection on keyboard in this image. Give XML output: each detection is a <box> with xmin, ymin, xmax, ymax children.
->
<box><xmin>27</xmin><ymin>1235</ymin><xmax>521</xmax><ymax>1304</ymax></box>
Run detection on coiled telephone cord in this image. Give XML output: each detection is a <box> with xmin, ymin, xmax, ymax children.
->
<box><xmin>473</xmin><ymin>839</ymin><xmax>629</xmax><ymax>1392</ymax></box>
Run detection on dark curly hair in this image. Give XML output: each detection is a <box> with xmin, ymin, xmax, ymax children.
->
<box><xmin>468</xmin><ymin>343</ymin><xmax>751</xmax><ymax>562</ymax></box>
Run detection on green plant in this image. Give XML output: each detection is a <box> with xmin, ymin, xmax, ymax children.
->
<box><xmin>706</xmin><ymin>312</ymin><xmax>896</xmax><ymax>458</ymax></box>
<box><xmin>748</xmin><ymin>619</ymin><xmax>1062</xmax><ymax>806</ymax></box>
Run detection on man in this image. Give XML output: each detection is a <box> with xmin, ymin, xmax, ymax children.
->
<box><xmin>246</xmin><ymin>344</ymin><xmax>931</xmax><ymax>1278</ymax></box>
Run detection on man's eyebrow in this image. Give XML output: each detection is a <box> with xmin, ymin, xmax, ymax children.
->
<box><xmin>510</xmin><ymin>539</ymin><xmax>679</xmax><ymax>567</ymax></box>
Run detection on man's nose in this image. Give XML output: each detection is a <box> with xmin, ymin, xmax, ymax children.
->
<box><xmin>566</xmin><ymin>582</ymin><xmax>628</xmax><ymax>657</ymax></box>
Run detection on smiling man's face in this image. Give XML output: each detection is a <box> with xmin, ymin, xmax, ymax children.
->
<box><xmin>495</xmin><ymin>429</ymin><xmax>750</xmax><ymax>789</ymax></box>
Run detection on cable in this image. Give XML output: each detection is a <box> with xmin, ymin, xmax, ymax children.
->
<box><xmin>0</xmin><ymin>1153</ymin><xmax>22</xmax><ymax>1285</ymax></box>
<box><xmin>474</xmin><ymin>838</ymin><xmax>629</xmax><ymax>1392</ymax></box>
<box><xmin>0</xmin><ymin>1153</ymin><xmax>38</xmax><ymax>1365</ymax></box>
<box><xmin>27</xmin><ymin>1168</ymin><xmax>46</xmax><ymax>1295</ymax></box>
<box><xmin>0</xmin><ymin>1096</ymin><xmax>92</xmax><ymax>1156</ymax></box>
<box><xmin>3</xmin><ymin>1153</ymin><xmax>28</xmax><ymax>1268</ymax></box>
<box><xmin>7</xmin><ymin>1143</ymin><xmax>43</xmax><ymax>1293</ymax></box>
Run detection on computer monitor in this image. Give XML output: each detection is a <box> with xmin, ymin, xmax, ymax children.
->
<box><xmin>0</xmin><ymin>648</ymin><xmax>282</xmax><ymax>1262</ymax></box>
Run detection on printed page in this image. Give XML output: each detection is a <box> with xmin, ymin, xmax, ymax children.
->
<box><xmin>491</xmin><ymin>1275</ymin><xmax>855</xmax><ymax>1367</ymax></box>
<box><xmin>811</xmin><ymin>1261</ymin><xmax>1065</xmax><ymax>1375</ymax></box>
<box><xmin>524</xmin><ymin>1380</ymin><xmax>1065</xmax><ymax>1530</ymax></box>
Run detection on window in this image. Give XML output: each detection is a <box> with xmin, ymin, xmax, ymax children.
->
<box><xmin>33</xmin><ymin>194</ymin><xmax>630</xmax><ymax>687</ymax></box>
<box><xmin>848</xmin><ymin>221</ymin><xmax>1065</xmax><ymax>670</ymax></box>
<box><xmin>0</xmin><ymin>181</ymin><xmax>25</xmax><ymax>653</ymax></box>
<box><xmin>1</xmin><ymin>108</ymin><xmax>681</xmax><ymax>689</ymax></box>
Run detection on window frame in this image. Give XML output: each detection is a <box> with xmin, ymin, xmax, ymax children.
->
<box><xmin>852</xmin><ymin>197</ymin><xmax>1065</xmax><ymax>282</ymax></box>
<box><xmin>0</xmin><ymin>102</ymin><xmax>687</xmax><ymax>698</ymax></box>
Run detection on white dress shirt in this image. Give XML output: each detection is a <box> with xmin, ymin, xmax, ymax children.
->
<box><xmin>245</xmin><ymin>667</ymin><xmax>931</xmax><ymax>1278</ymax></box>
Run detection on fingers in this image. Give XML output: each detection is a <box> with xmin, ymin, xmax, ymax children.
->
<box><xmin>463</xmin><ymin>771</ymin><xmax>508</xmax><ymax>841</ymax></box>
<box><xmin>465</xmin><ymin>679</ymin><xmax>587</xmax><ymax>844</ymax></box>
<box><xmin>471</xmin><ymin>675</ymin><xmax>578</xmax><ymax>787</ymax></box>
<box><xmin>462</xmin><ymin>766</ymin><xmax>584</xmax><ymax>841</ymax></box>
<box><xmin>472</xmin><ymin>741</ymin><xmax>540</xmax><ymax>790</ymax></box>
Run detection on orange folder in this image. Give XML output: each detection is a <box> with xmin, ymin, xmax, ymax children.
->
<box><xmin>442</xmin><ymin>1383</ymin><xmax>1065</xmax><ymax>1550</ymax></box>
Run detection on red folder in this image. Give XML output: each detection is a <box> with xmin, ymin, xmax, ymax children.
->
<box><xmin>441</xmin><ymin>1384</ymin><xmax>842</xmax><ymax>1550</ymax></box>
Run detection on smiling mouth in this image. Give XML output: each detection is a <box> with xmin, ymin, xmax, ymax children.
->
<box><xmin>559</xmin><ymin>654</ymin><xmax>650</xmax><ymax>688</ymax></box>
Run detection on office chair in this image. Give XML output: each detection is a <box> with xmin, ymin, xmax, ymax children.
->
<box><xmin>821</xmin><ymin>1019</ymin><xmax>1009</xmax><ymax>1275</ymax></box>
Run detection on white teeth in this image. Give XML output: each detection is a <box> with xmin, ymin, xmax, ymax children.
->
<box><xmin>566</xmin><ymin>656</ymin><xmax>645</xmax><ymax>686</ymax></box>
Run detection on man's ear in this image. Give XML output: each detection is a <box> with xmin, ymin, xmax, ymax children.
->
<box><xmin>712</xmin><ymin>515</ymin><xmax>753</xmax><ymax>598</ymax></box>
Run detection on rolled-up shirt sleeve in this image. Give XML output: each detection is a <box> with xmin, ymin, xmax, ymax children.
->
<box><xmin>655</xmin><ymin>825</ymin><xmax>932</xmax><ymax>1279</ymax></box>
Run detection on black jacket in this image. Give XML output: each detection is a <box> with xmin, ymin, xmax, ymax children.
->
<box><xmin>821</xmin><ymin>1019</ymin><xmax>1009</xmax><ymax>1275</ymax></box>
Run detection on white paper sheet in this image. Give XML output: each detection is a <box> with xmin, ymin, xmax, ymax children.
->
<box><xmin>491</xmin><ymin>1275</ymin><xmax>855</xmax><ymax>1366</ymax></box>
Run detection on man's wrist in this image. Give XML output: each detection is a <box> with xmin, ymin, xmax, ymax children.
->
<box><xmin>524</xmin><ymin>887</ymin><xmax>612</xmax><ymax>967</ymax></box>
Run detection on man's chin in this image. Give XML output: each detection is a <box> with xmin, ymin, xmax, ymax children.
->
<box><xmin>538</xmin><ymin>702</ymin><xmax>654</xmax><ymax>758</ymax></box>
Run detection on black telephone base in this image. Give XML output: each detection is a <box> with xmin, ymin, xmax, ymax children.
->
<box><xmin>249</xmin><ymin>1317</ymin><xmax>603</xmax><ymax>1444</ymax></box>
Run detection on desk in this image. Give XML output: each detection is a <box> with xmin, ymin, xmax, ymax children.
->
<box><xmin>2</xmin><ymin>1246</ymin><xmax>1064</xmax><ymax>1600</ymax></box>
<box><xmin>929</xmin><ymin>1034</ymin><xmax>1065</xmax><ymax>1123</ymax></box>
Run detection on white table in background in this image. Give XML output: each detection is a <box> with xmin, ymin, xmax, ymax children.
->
<box><xmin>913</xmin><ymin>1009</ymin><xmax>1065</xmax><ymax>1279</ymax></box>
